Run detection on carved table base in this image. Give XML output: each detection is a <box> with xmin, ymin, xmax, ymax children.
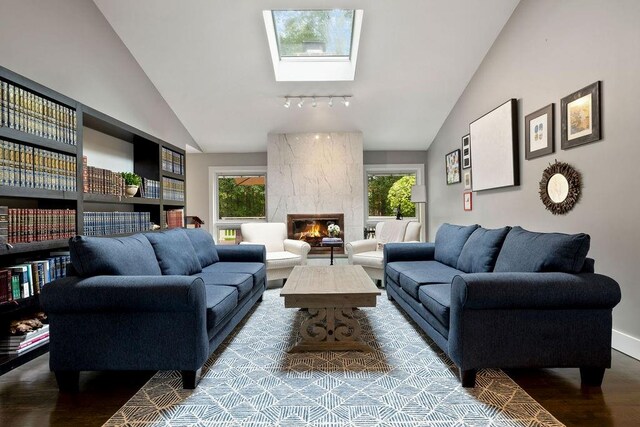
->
<box><xmin>290</xmin><ymin>307</ymin><xmax>373</xmax><ymax>353</ymax></box>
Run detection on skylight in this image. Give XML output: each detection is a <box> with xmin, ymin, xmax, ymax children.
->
<box><xmin>272</xmin><ymin>10</ymin><xmax>355</xmax><ymax>59</ymax></box>
<box><xmin>263</xmin><ymin>9</ymin><xmax>363</xmax><ymax>82</ymax></box>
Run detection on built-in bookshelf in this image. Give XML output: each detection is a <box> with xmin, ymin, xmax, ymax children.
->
<box><xmin>0</xmin><ymin>65</ymin><xmax>187</xmax><ymax>374</ymax></box>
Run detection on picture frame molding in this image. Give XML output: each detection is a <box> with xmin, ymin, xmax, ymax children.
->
<box><xmin>525</xmin><ymin>103</ymin><xmax>554</xmax><ymax>160</ymax></box>
<box><xmin>561</xmin><ymin>81</ymin><xmax>601</xmax><ymax>150</ymax></box>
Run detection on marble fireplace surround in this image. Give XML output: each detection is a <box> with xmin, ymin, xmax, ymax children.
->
<box><xmin>267</xmin><ymin>132</ymin><xmax>364</xmax><ymax>248</ymax></box>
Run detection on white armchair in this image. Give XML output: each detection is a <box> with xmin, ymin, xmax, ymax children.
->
<box><xmin>346</xmin><ymin>220</ymin><xmax>421</xmax><ymax>284</ymax></box>
<box><xmin>240</xmin><ymin>222</ymin><xmax>311</xmax><ymax>283</ymax></box>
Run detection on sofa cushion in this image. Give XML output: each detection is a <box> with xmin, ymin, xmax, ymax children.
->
<box><xmin>195</xmin><ymin>271</ymin><xmax>253</xmax><ymax>300</ymax></box>
<box><xmin>204</xmin><ymin>285</ymin><xmax>238</xmax><ymax>329</ymax></box>
<box><xmin>418</xmin><ymin>284</ymin><xmax>451</xmax><ymax>328</ymax></box>
<box><xmin>201</xmin><ymin>262</ymin><xmax>266</xmax><ymax>289</ymax></box>
<box><xmin>69</xmin><ymin>234</ymin><xmax>162</xmax><ymax>277</ymax></box>
<box><xmin>494</xmin><ymin>226</ymin><xmax>591</xmax><ymax>273</ymax></box>
<box><xmin>144</xmin><ymin>229</ymin><xmax>202</xmax><ymax>276</ymax></box>
<box><xmin>457</xmin><ymin>227</ymin><xmax>511</xmax><ymax>273</ymax></box>
<box><xmin>434</xmin><ymin>223</ymin><xmax>479</xmax><ymax>268</ymax></box>
<box><xmin>387</xmin><ymin>261</ymin><xmax>462</xmax><ymax>299</ymax></box>
<box><xmin>184</xmin><ymin>228</ymin><xmax>219</xmax><ymax>267</ymax></box>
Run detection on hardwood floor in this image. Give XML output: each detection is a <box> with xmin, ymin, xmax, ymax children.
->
<box><xmin>0</xmin><ymin>350</ymin><xmax>639</xmax><ymax>426</ymax></box>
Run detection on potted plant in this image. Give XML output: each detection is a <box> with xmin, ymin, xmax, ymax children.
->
<box><xmin>121</xmin><ymin>172</ymin><xmax>142</xmax><ymax>197</ymax></box>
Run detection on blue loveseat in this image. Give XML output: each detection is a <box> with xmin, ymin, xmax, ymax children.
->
<box><xmin>41</xmin><ymin>228</ymin><xmax>266</xmax><ymax>391</ymax></box>
<box><xmin>384</xmin><ymin>224</ymin><xmax>621</xmax><ymax>387</ymax></box>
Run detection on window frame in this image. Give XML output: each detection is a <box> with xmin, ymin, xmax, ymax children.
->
<box><xmin>364</xmin><ymin>164</ymin><xmax>424</xmax><ymax>225</ymax></box>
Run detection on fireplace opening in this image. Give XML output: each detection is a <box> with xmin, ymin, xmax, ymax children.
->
<box><xmin>287</xmin><ymin>213</ymin><xmax>344</xmax><ymax>254</ymax></box>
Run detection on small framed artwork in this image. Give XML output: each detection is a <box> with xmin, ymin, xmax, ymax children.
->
<box><xmin>445</xmin><ymin>149</ymin><xmax>461</xmax><ymax>185</ymax></box>
<box><xmin>525</xmin><ymin>104</ymin><xmax>554</xmax><ymax>160</ymax></box>
<box><xmin>462</xmin><ymin>134</ymin><xmax>471</xmax><ymax>169</ymax></box>
<box><xmin>561</xmin><ymin>81</ymin><xmax>601</xmax><ymax>149</ymax></box>
<box><xmin>463</xmin><ymin>170</ymin><xmax>472</xmax><ymax>190</ymax></box>
<box><xmin>463</xmin><ymin>192</ymin><xmax>472</xmax><ymax>211</ymax></box>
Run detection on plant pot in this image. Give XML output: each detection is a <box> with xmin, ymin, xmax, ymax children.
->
<box><xmin>125</xmin><ymin>185</ymin><xmax>139</xmax><ymax>198</ymax></box>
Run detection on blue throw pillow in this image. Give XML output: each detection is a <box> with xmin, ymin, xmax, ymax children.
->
<box><xmin>494</xmin><ymin>226</ymin><xmax>591</xmax><ymax>273</ymax></box>
<box><xmin>433</xmin><ymin>223</ymin><xmax>479</xmax><ymax>268</ymax></box>
<box><xmin>144</xmin><ymin>229</ymin><xmax>202</xmax><ymax>275</ymax></box>
<box><xmin>457</xmin><ymin>227</ymin><xmax>511</xmax><ymax>273</ymax></box>
<box><xmin>183</xmin><ymin>228</ymin><xmax>219</xmax><ymax>267</ymax></box>
<box><xmin>69</xmin><ymin>234</ymin><xmax>162</xmax><ymax>277</ymax></box>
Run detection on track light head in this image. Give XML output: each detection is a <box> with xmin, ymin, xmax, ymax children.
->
<box><xmin>343</xmin><ymin>96</ymin><xmax>350</xmax><ymax>107</ymax></box>
<box><xmin>297</xmin><ymin>97</ymin><xmax>304</xmax><ymax>108</ymax></box>
<box><xmin>283</xmin><ymin>97</ymin><xmax>291</xmax><ymax>108</ymax></box>
<box><xmin>312</xmin><ymin>97</ymin><xmax>317</xmax><ymax>108</ymax></box>
<box><xmin>328</xmin><ymin>97</ymin><xmax>333</xmax><ymax>107</ymax></box>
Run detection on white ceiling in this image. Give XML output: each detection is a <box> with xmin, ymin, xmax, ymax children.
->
<box><xmin>94</xmin><ymin>0</ymin><xmax>519</xmax><ymax>153</ymax></box>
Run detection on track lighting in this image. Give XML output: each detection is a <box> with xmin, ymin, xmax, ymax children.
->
<box><xmin>282</xmin><ymin>95</ymin><xmax>352</xmax><ymax>109</ymax></box>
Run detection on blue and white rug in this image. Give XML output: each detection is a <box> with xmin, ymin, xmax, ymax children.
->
<box><xmin>104</xmin><ymin>289</ymin><xmax>563</xmax><ymax>426</ymax></box>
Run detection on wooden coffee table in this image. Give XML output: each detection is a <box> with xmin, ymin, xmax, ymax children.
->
<box><xmin>281</xmin><ymin>265</ymin><xmax>381</xmax><ymax>352</ymax></box>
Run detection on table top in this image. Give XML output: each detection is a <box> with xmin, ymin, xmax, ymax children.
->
<box><xmin>280</xmin><ymin>265</ymin><xmax>381</xmax><ymax>308</ymax></box>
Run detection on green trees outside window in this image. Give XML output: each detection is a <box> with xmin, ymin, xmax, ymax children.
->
<box><xmin>218</xmin><ymin>176</ymin><xmax>265</xmax><ymax>219</ymax></box>
<box><xmin>368</xmin><ymin>174</ymin><xmax>416</xmax><ymax>218</ymax></box>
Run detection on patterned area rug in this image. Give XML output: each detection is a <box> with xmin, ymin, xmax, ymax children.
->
<box><xmin>104</xmin><ymin>289</ymin><xmax>563</xmax><ymax>426</ymax></box>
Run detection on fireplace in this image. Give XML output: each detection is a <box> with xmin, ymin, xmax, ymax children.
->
<box><xmin>287</xmin><ymin>213</ymin><xmax>345</xmax><ymax>255</ymax></box>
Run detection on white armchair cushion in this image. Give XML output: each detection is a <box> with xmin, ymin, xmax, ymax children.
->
<box><xmin>351</xmin><ymin>250</ymin><xmax>383</xmax><ymax>269</ymax></box>
<box><xmin>267</xmin><ymin>251</ymin><xmax>305</xmax><ymax>269</ymax></box>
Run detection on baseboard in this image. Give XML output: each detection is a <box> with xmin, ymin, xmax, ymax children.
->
<box><xmin>612</xmin><ymin>329</ymin><xmax>640</xmax><ymax>361</ymax></box>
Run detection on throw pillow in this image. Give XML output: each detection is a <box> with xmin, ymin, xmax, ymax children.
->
<box><xmin>494</xmin><ymin>226</ymin><xmax>591</xmax><ymax>273</ymax></box>
<box><xmin>433</xmin><ymin>223</ymin><xmax>479</xmax><ymax>268</ymax></box>
<box><xmin>183</xmin><ymin>228</ymin><xmax>220</xmax><ymax>267</ymax></box>
<box><xmin>144</xmin><ymin>228</ymin><xmax>202</xmax><ymax>275</ymax></box>
<box><xmin>456</xmin><ymin>226</ymin><xmax>511</xmax><ymax>273</ymax></box>
<box><xmin>69</xmin><ymin>234</ymin><xmax>162</xmax><ymax>277</ymax></box>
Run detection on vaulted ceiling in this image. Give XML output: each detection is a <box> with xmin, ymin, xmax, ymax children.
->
<box><xmin>94</xmin><ymin>0</ymin><xmax>519</xmax><ymax>153</ymax></box>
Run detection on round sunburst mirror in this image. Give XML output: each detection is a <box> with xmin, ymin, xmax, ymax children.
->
<box><xmin>539</xmin><ymin>161</ymin><xmax>581</xmax><ymax>215</ymax></box>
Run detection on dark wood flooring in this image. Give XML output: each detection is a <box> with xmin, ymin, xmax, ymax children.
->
<box><xmin>0</xmin><ymin>350</ymin><xmax>639</xmax><ymax>426</ymax></box>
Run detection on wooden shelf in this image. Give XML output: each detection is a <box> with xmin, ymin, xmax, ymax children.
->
<box><xmin>0</xmin><ymin>342</ymin><xmax>49</xmax><ymax>376</ymax></box>
<box><xmin>0</xmin><ymin>127</ymin><xmax>77</xmax><ymax>155</ymax></box>
<box><xmin>0</xmin><ymin>239</ymin><xmax>69</xmax><ymax>256</ymax></box>
<box><xmin>161</xmin><ymin>171</ymin><xmax>184</xmax><ymax>180</ymax></box>
<box><xmin>0</xmin><ymin>296</ymin><xmax>39</xmax><ymax>315</ymax></box>
<box><xmin>83</xmin><ymin>193</ymin><xmax>160</xmax><ymax>205</ymax></box>
<box><xmin>162</xmin><ymin>200</ymin><xmax>185</xmax><ymax>207</ymax></box>
<box><xmin>0</xmin><ymin>186</ymin><xmax>77</xmax><ymax>201</ymax></box>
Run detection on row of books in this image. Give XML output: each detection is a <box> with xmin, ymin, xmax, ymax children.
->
<box><xmin>3</xmin><ymin>208</ymin><xmax>76</xmax><ymax>245</ymax></box>
<box><xmin>83</xmin><ymin>211</ymin><xmax>153</xmax><ymax>236</ymax></box>
<box><xmin>82</xmin><ymin>156</ymin><xmax>126</xmax><ymax>196</ymax></box>
<box><xmin>0</xmin><ymin>254</ymin><xmax>70</xmax><ymax>303</ymax></box>
<box><xmin>0</xmin><ymin>139</ymin><xmax>76</xmax><ymax>191</ymax></box>
<box><xmin>0</xmin><ymin>324</ymin><xmax>49</xmax><ymax>355</ymax></box>
<box><xmin>141</xmin><ymin>177</ymin><xmax>160</xmax><ymax>199</ymax></box>
<box><xmin>162</xmin><ymin>177</ymin><xmax>185</xmax><ymax>202</ymax></box>
<box><xmin>0</xmin><ymin>79</ymin><xmax>77</xmax><ymax>145</ymax></box>
<box><xmin>165</xmin><ymin>209</ymin><xmax>184</xmax><ymax>229</ymax></box>
<box><xmin>162</xmin><ymin>147</ymin><xmax>184</xmax><ymax>175</ymax></box>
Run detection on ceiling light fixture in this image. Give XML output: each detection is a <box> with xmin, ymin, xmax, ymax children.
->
<box><xmin>282</xmin><ymin>95</ymin><xmax>352</xmax><ymax>109</ymax></box>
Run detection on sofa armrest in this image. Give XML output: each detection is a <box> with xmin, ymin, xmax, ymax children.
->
<box><xmin>451</xmin><ymin>272</ymin><xmax>621</xmax><ymax>310</ymax></box>
<box><xmin>41</xmin><ymin>275</ymin><xmax>206</xmax><ymax>313</ymax></box>
<box><xmin>283</xmin><ymin>239</ymin><xmax>311</xmax><ymax>256</ymax></box>
<box><xmin>383</xmin><ymin>242</ymin><xmax>435</xmax><ymax>263</ymax></box>
<box><xmin>346</xmin><ymin>239</ymin><xmax>378</xmax><ymax>255</ymax></box>
<box><xmin>216</xmin><ymin>244</ymin><xmax>266</xmax><ymax>263</ymax></box>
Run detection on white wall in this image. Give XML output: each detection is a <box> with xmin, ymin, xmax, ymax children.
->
<box><xmin>427</xmin><ymin>0</ymin><xmax>640</xmax><ymax>359</ymax></box>
<box><xmin>0</xmin><ymin>0</ymin><xmax>195</xmax><ymax>149</ymax></box>
<box><xmin>83</xmin><ymin>127</ymin><xmax>133</xmax><ymax>173</ymax></box>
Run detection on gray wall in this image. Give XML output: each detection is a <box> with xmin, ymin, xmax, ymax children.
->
<box><xmin>0</xmin><ymin>0</ymin><xmax>195</xmax><ymax>149</ymax></box>
<box><xmin>427</xmin><ymin>0</ymin><xmax>640</xmax><ymax>356</ymax></box>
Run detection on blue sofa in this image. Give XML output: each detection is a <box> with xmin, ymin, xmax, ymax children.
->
<box><xmin>41</xmin><ymin>228</ymin><xmax>266</xmax><ymax>391</ymax></box>
<box><xmin>384</xmin><ymin>224</ymin><xmax>621</xmax><ymax>387</ymax></box>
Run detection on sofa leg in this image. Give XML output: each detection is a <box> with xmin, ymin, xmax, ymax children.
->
<box><xmin>459</xmin><ymin>368</ymin><xmax>477</xmax><ymax>388</ymax></box>
<box><xmin>386</xmin><ymin>289</ymin><xmax>393</xmax><ymax>301</ymax></box>
<box><xmin>181</xmin><ymin>368</ymin><xmax>202</xmax><ymax>389</ymax></box>
<box><xmin>580</xmin><ymin>367</ymin><xmax>605</xmax><ymax>386</ymax></box>
<box><xmin>55</xmin><ymin>371</ymin><xmax>80</xmax><ymax>393</ymax></box>
<box><xmin>258</xmin><ymin>294</ymin><xmax>264</xmax><ymax>302</ymax></box>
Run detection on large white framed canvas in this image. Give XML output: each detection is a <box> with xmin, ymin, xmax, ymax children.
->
<box><xmin>469</xmin><ymin>99</ymin><xmax>519</xmax><ymax>191</ymax></box>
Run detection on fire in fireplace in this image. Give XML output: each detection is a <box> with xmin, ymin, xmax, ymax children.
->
<box><xmin>287</xmin><ymin>213</ymin><xmax>344</xmax><ymax>254</ymax></box>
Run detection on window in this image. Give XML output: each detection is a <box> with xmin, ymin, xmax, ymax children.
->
<box><xmin>210</xmin><ymin>167</ymin><xmax>267</xmax><ymax>244</ymax></box>
<box><xmin>365</xmin><ymin>164</ymin><xmax>424</xmax><ymax>223</ymax></box>
<box><xmin>272</xmin><ymin>10</ymin><xmax>355</xmax><ymax>59</ymax></box>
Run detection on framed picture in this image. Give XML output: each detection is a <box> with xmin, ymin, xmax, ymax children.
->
<box><xmin>463</xmin><ymin>192</ymin><xmax>472</xmax><ymax>211</ymax></box>
<box><xmin>525</xmin><ymin>104</ymin><xmax>554</xmax><ymax>160</ymax></box>
<box><xmin>445</xmin><ymin>149</ymin><xmax>461</xmax><ymax>185</ymax></box>
<box><xmin>561</xmin><ymin>81</ymin><xmax>601</xmax><ymax>149</ymax></box>
<box><xmin>469</xmin><ymin>99</ymin><xmax>519</xmax><ymax>191</ymax></box>
<box><xmin>463</xmin><ymin>170</ymin><xmax>472</xmax><ymax>189</ymax></box>
<box><xmin>462</xmin><ymin>134</ymin><xmax>471</xmax><ymax>169</ymax></box>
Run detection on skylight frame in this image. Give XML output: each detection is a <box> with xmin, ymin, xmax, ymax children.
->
<box><xmin>263</xmin><ymin>9</ymin><xmax>364</xmax><ymax>82</ymax></box>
